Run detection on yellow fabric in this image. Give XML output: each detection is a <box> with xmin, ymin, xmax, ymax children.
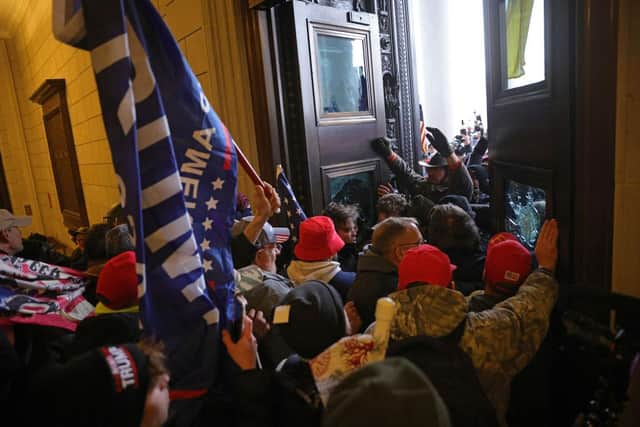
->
<box><xmin>506</xmin><ymin>0</ymin><xmax>535</xmax><ymax>79</ymax></box>
<box><xmin>95</xmin><ymin>302</ymin><xmax>139</xmax><ymax>315</ymax></box>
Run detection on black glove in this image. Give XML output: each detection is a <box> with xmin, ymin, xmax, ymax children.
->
<box><xmin>371</xmin><ymin>137</ymin><xmax>393</xmax><ymax>158</ymax></box>
<box><xmin>426</xmin><ymin>127</ymin><xmax>453</xmax><ymax>157</ymax></box>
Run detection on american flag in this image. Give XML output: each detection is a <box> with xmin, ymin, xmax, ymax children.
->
<box><xmin>419</xmin><ymin>104</ymin><xmax>428</xmax><ymax>155</ymax></box>
<box><xmin>54</xmin><ymin>0</ymin><xmax>237</xmax><ymax>418</ymax></box>
<box><xmin>276</xmin><ymin>164</ymin><xmax>307</xmax><ymax>242</ymax></box>
<box><xmin>275</xmin><ymin>231</ymin><xmax>290</xmax><ymax>244</ymax></box>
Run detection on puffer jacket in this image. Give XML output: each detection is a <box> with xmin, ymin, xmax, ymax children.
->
<box><xmin>388</xmin><ymin>270</ymin><xmax>558</xmax><ymax>426</ymax></box>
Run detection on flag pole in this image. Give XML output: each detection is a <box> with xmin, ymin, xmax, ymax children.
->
<box><xmin>233</xmin><ymin>141</ymin><xmax>263</xmax><ymax>187</ymax></box>
<box><xmin>233</xmin><ymin>141</ymin><xmax>280</xmax><ymax>213</ymax></box>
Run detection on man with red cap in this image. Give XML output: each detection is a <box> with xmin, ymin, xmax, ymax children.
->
<box><xmin>67</xmin><ymin>251</ymin><xmax>141</xmax><ymax>358</ymax></box>
<box><xmin>466</xmin><ymin>232</ymin><xmax>552</xmax><ymax>427</ymax></box>
<box><xmin>287</xmin><ymin>216</ymin><xmax>356</xmax><ymax>301</ymax></box>
<box><xmin>468</xmin><ymin>232</ymin><xmax>532</xmax><ymax>313</ymax></box>
<box><xmin>388</xmin><ymin>219</ymin><xmax>560</xmax><ymax>426</ymax></box>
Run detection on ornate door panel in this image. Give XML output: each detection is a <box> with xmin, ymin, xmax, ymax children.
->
<box><xmin>273</xmin><ymin>1</ymin><xmax>386</xmax><ymax>219</ymax></box>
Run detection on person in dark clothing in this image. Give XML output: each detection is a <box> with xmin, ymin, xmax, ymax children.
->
<box><xmin>468</xmin><ymin>136</ymin><xmax>489</xmax><ymax>167</ymax></box>
<box><xmin>348</xmin><ymin>217</ymin><xmax>422</xmax><ymax>331</ymax></box>
<box><xmin>405</xmin><ymin>194</ymin><xmax>435</xmax><ymax>238</ymax></box>
<box><xmin>323</xmin><ymin>358</ymin><xmax>452</xmax><ymax>427</ymax></box>
<box><xmin>222</xmin><ymin>315</ymin><xmax>323</xmax><ymax>427</ymax></box>
<box><xmin>68</xmin><ymin>226</ymin><xmax>89</xmax><ymax>270</ymax></box>
<box><xmin>376</xmin><ymin>192</ymin><xmax>410</xmax><ymax>222</ymax></box>
<box><xmin>271</xmin><ymin>280</ymin><xmax>352</xmax><ymax>360</ymax></box>
<box><xmin>428</xmin><ymin>204</ymin><xmax>485</xmax><ymax>295</ymax></box>
<box><xmin>467</xmin><ymin>232</ymin><xmax>533</xmax><ymax>313</ymax></box>
<box><xmin>26</xmin><ymin>341</ymin><xmax>170</xmax><ymax>427</ymax></box>
<box><xmin>323</xmin><ymin>202</ymin><xmax>360</xmax><ymax>273</ymax></box>
<box><xmin>66</xmin><ymin>251</ymin><xmax>141</xmax><ymax>359</ymax></box>
<box><xmin>371</xmin><ymin>127</ymin><xmax>473</xmax><ymax>203</ymax></box>
<box><xmin>287</xmin><ymin>216</ymin><xmax>355</xmax><ymax>301</ymax></box>
<box><xmin>468</xmin><ymin>164</ymin><xmax>491</xmax><ymax>198</ymax></box>
<box><xmin>438</xmin><ymin>194</ymin><xmax>476</xmax><ymax>220</ymax></box>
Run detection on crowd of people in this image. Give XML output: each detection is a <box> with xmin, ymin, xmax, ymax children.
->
<box><xmin>0</xmin><ymin>128</ymin><xmax>638</xmax><ymax>427</ymax></box>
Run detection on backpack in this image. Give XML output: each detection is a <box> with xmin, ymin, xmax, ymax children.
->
<box><xmin>386</xmin><ymin>320</ymin><xmax>499</xmax><ymax>427</ymax></box>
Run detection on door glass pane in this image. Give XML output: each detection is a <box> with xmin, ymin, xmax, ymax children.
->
<box><xmin>317</xmin><ymin>34</ymin><xmax>369</xmax><ymax>113</ymax></box>
<box><xmin>504</xmin><ymin>0</ymin><xmax>545</xmax><ymax>89</ymax></box>
<box><xmin>505</xmin><ymin>179</ymin><xmax>546</xmax><ymax>249</ymax></box>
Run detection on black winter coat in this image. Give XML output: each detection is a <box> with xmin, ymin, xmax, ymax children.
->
<box><xmin>347</xmin><ymin>245</ymin><xmax>398</xmax><ymax>331</ymax></box>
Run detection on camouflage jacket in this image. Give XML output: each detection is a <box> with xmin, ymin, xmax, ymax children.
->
<box><xmin>388</xmin><ymin>270</ymin><xmax>558</xmax><ymax>425</ymax></box>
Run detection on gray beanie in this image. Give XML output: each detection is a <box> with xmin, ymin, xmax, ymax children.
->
<box><xmin>323</xmin><ymin>357</ymin><xmax>451</xmax><ymax>427</ymax></box>
<box><xmin>105</xmin><ymin>224</ymin><xmax>135</xmax><ymax>259</ymax></box>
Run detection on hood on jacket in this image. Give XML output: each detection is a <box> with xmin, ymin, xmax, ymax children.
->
<box><xmin>356</xmin><ymin>244</ymin><xmax>396</xmax><ymax>274</ymax></box>
<box><xmin>389</xmin><ymin>284</ymin><xmax>468</xmax><ymax>340</ymax></box>
<box><xmin>287</xmin><ymin>260</ymin><xmax>341</xmax><ymax>285</ymax></box>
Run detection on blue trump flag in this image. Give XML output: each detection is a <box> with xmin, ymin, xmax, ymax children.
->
<box><xmin>276</xmin><ymin>164</ymin><xmax>307</xmax><ymax>242</ymax></box>
<box><xmin>54</xmin><ymin>0</ymin><xmax>237</xmax><ymax>417</ymax></box>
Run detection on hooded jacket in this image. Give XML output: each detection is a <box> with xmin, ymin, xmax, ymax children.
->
<box><xmin>347</xmin><ymin>245</ymin><xmax>398</xmax><ymax>331</ymax></box>
<box><xmin>287</xmin><ymin>260</ymin><xmax>354</xmax><ymax>301</ymax></box>
<box><xmin>388</xmin><ymin>269</ymin><xmax>558</xmax><ymax>426</ymax></box>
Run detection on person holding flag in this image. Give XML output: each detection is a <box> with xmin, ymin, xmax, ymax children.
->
<box><xmin>53</xmin><ymin>0</ymin><xmax>241</xmax><ymax>424</ymax></box>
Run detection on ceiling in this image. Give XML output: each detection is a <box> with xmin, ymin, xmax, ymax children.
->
<box><xmin>0</xmin><ymin>0</ymin><xmax>29</xmax><ymax>39</ymax></box>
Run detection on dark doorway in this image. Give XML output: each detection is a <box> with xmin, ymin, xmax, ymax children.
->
<box><xmin>31</xmin><ymin>79</ymin><xmax>89</xmax><ymax>229</ymax></box>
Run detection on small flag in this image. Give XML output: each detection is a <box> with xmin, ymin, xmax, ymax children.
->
<box><xmin>275</xmin><ymin>232</ymin><xmax>290</xmax><ymax>244</ymax></box>
<box><xmin>419</xmin><ymin>104</ymin><xmax>428</xmax><ymax>155</ymax></box>
<box><xmin>54</xmin><ymin>0</ymin><xmax>237</xmax><ymax>420</ymax></box>
<box><xmin>276</xmin><ymin>164</ymin><xmax>307</xmax><ymax>242</ymax></box>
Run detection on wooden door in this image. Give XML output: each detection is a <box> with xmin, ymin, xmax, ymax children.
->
<box><xmin>275</xmin><ymin>1</ymin><xmax>386</xmax><ymax>224</ymax></box>
<box><xmin>484</xmin><ymin>0</ymin><xmax>617</xmax><ymax>287</ymax></box>
<box><xmin>484</xmin><ymin>0</ymin><xmax>574</xmax><ymax>280</ymax></box>
<box><xmin>31</xmin><ymin>80</ymin><xmax>89</xmax><ymax>229</ymax></box>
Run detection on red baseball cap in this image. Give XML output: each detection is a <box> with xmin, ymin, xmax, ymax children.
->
<box><xmin>96</xmin><ymin>251</ymin><xmax>138</xmax><ymax>309</ymax></box>
<box><xmin>397</xmin><ymin>244</ymin><xmax>456</xmax><ymax>290</ymax></box>
<box><xmin>487</xmin><ymin>231</ymin><xmax>518</xmax><ymax>251</ymax></box>
<box><xmin>484</xmin><ymin>238</ymin><xmax>532</xmax><ymax>292</ymax></box>
<box><xmin>294</xmin><ymin>216</ymin><xmax>345</xmax><ymax>262</ymax></box>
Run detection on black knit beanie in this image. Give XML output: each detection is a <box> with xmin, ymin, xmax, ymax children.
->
<box><xmin>29</xmin><ymin>343</ymin><xmax>150</xmax><ymax>427</ymax></box>
<box><xmin>272</xmin><ymin>280</ymin><xmax>346</xmax><ymax>359</ymax></box>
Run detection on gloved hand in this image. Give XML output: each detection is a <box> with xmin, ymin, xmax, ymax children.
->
<box><xmin>371</xmin><ymin>137</ymin><xmax>393</xmax><ymax>158</ymax></box>
<box><xmin>426</xmin><ymin>127</ymin><xmax>453</xmax><ymax>157</ymax></box>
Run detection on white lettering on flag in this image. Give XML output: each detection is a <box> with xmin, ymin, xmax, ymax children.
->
<box><xmin>137</xmin><ymin>116</ymin><xmax>170</xmax><ymax>151</ymax></box>
<box><xmin>145</xmin><ymin>213</ymin><xmax>191</xmax><ymax>252</ymax></box>
<box><xmin>162</xmin><ymin>237</ymin><xmax>201</xmax><ymax>279</ymax></box>
<box><xmin>181</xmin><ymin>277</ymin><xmax>206</xmax><ymax>302</ymax></box>
<box><xmin>92</xmin><ymin>33</ymin><xmax>129</xmax><ymax>74</ymax></box>
<box><xmin>142</xmin><ymin>172</ymin><xmax>182</xmax><ymax>209</ymax></box>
